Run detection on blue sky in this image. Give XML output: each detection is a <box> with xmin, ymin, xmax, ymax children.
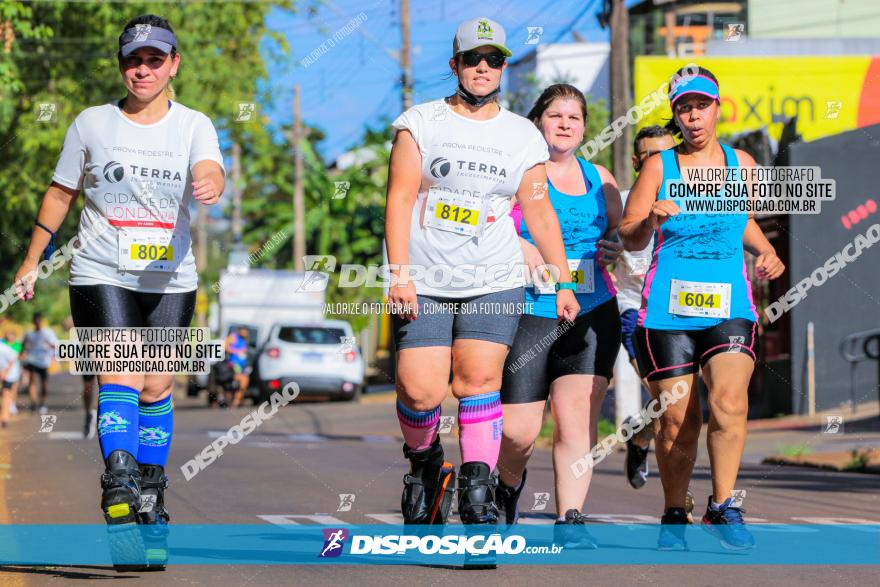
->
<box><xmin>263</xmin><ymin>0</ymin><xmax>617</xmax><ymax>162</ymax></box>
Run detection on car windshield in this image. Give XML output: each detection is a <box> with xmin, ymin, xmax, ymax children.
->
<box><xmin>277</xmin><ymin>327</ymin><xmax>347</xmax><ymax>345</ymax></box>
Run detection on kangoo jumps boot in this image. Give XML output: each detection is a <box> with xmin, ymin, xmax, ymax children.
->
<box><xmin>101</xmin><ymin>450</ymin><xmax>142</xmax><ymax>525</ymax></box>
<box><xmin>401</xmin><ymin>437</ymin><xmax>456</xmax><ymax>525</ymax></box>
<box><xmin>137</xmin><ymin>464</ymin><xmax>170</xmax><ymax>570</ymax></box>
<box><xmin>457</xmin><ymin>461</ymin><xmax>499</xmax><ymax>525</ymax></box>
<box><xmin>458</xmin><ymin>461</ymin><xmax>499</xmax><ymax>569</ymax></box>
<box><xmin>101</xmin><ymin>450</ymin><xmax>147</xmax><ymax>571</ymax></box>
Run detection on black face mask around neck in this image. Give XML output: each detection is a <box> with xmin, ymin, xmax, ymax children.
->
<box><xmin>455</xmin><ymin>82</ymin><xmax>500</xmax><ymax>107</ymax></box>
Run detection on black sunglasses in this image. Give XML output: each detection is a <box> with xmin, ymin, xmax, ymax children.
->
<box><xmin>459</xmin><ymin>50</ymin><xmax>505</xmax><ymax>69</ymax></box>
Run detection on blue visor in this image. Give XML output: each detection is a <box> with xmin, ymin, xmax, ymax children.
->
<box><xmin>669</xmin><ymin>74</ymin><xmax>719</xmax><ymax>105</ymax></box>
<box><xmin>119</xmin><ymin>24</ymin><xmax>177</xmax><ymax>57</ymax></box>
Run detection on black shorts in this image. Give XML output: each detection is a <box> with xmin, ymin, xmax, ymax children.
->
<box><xmin>70</xmin><ymin>284</ymin><xmax>196</xmax><ymax>329</ymax></box>
<box><xmin>501</xmin><ymin>298</ymin><xmax>620</xmax><ymax>404</ymax></box>
<box><xmin>620</xmin><ymin>308</ymin><xmax>639</xmax><ymax>362</ymax></box>
<box><xmin>23</xmin><ymin>364</ymin><xmax>48</xmax><ymax>380</ymax></box>
<box><xmin>633</xmin><ymin>318</ymin><xmax>758</xmax><ymax>382</ymax></box>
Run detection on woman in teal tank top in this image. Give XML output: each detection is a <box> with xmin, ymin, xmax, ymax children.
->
<box><xmin>496</xmin><ymin>84</ymin><xmax>624</xmax><ymax>547</ymax></box>
<box><xmin>620</xmin><ymin>66</ymin><xmax>785</xmax><ymax>551</ymax></box>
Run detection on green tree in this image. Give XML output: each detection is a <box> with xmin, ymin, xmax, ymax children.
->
<box><xmin>236</xmin><ymin>121</ymin><xmax>391</xmax><ymax>332</ymax></box>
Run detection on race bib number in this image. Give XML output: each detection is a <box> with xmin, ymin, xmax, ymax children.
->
<box><xmin>423</xmin><ymin>187</ymin><xmax>486</xmax><ymax>237</ymax></box>
<box><xmin>118</xmin><ymin>230</ymin><xmax>181</xmax><ymax>272</ymax></box>
<box><xmin>534</xmin><ymin>259</ymin><xmax>595</xmax><ymax>295</ymax></box>
<box><xmin>668</xmin><ymin>279</ymin><xmax>731</xmax><ymax>319</ymax></box>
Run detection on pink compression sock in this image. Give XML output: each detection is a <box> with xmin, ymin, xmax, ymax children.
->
<box><xmin>396</xmin><ymin>399</ymin><xmax>440</xmax><ymax>451</ymax></box>
<box><xmin>458</xmin><ymin>391</ymin><xmax>503</xmax><ymax>470</ymax></box>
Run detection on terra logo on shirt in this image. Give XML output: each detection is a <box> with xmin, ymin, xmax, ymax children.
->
<box><xmin>430</xmin><ymin>157</ymin><xmax>451</xmax><ymax>178</ymax></box>
<box><xmin>103</xmin><ymin>161</ymin><xmax>125</xmax><ymax>183</ymax></box>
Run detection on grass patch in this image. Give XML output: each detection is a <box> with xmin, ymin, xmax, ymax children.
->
<box><xmin>776</xmin><ymin>443</ymin><xmax>812</xmax><ymax>458</ymax></box>
<box><xmin>538</xmin><ymin>418</ymin><xmax>554</xmax><ymax>440</ymax></box>
<box><xmin>538</xmin><ymin>417</ymin><xmax>617</xmax><ymax>440</ymax></box>
<box><xmin>844</xmin><ymin>449</ymin><xmax>871</xmax><ymax>471</ymax></box>
<box><xmin>597</xmin><ymin>418</ymin><xmax>616</xmax><ymax>438</ymax></box>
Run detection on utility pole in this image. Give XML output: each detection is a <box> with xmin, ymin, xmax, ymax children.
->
<box><xmin>664</xmin><ymin>10</ymin><xmax>676</xmax><ymax>56</ymax></box>
<box><xmin>609</xmin><ymin>0</ymin><xmax>632</xmax><ymax>188</ymax></box>
<box><xmin>293</xmin><ymin>84</ymin><xmax>305</xmax><ymax>271</ymax></box>
<box><xmin>231</xmin><ymin>141</ymin><xmax>242</xmax><ymax>244</ymax></box>
<box><xmin>400</xmin><ymin>0</ymin><xmax>412</xmax><ymax>110</ymax></box>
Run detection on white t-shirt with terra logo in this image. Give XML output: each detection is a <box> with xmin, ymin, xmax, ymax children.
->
<box><xmin>391</xmin><ymin>99</ymin><xmax>549</xmax><ymax>298</ymax></box>
<box><xmin>52</xmin><ymin>102</ymin><xmax>224</xmax><ymax>293</ymax></box>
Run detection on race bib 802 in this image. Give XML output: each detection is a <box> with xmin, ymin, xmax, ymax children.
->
<box><xmin>118</xmin><ymin>230</ymin><xmax>181</xmax><ymax>272</ymax></box>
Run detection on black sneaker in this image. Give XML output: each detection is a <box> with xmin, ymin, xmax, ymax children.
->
<box><xmin>657</xmin><ymin>507</ymin><xmax>689</xmax><ymax>551</ymax></box>
<box><xmin>553</xmin><ymin>509</ymin><xmax>598</xmax><ymax>549</ymax></box>
<box><xmin>624</xmin><ymin>418</ymin><xmax>649</xmax><ymax>489</ymax></box>
<box><xmin>701</xmin><ymin>496</ymin><xmax>755</xmax><ymax>550</ymax></box>
<box><xmin>494</xmin><ymin>469</ymin><xmax>526</xmax><ymax>526</ymax></box>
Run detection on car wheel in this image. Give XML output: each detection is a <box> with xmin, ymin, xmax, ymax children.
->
<box><xmin>335</xmin><ymin>385</ymin><xmax>361</xmax><ymax>402</ymax></box>
<box><xmin>255</xmin><ymin>384</ymin><xmax>272</xmax><ymax>406</ymax></box>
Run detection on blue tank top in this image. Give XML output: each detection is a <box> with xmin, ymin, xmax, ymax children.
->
<box><xmin>639</xmin><ymin>145</ymin><xmax>757</xmax><ymax>330</ymax></box>
<box><xmin>514</xmin><ymin>158</ymin><xmax>615</xmax><ymax>319</ymax></box>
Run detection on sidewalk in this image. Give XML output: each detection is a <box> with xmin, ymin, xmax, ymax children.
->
<box><xmin>750</xmin><ymin>402</ymin><xmax>880</xmax><ymax>474</ymax></box>
<box><xmin>747</xmin><ymin>400</ymin><xmax>879</xmax><ymax>432</ymax></box>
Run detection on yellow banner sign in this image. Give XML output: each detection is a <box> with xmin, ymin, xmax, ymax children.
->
<box><xmin>634</xmin><ymin>56</ymin><xmax>880</xmax><ymax>142</ymax></box>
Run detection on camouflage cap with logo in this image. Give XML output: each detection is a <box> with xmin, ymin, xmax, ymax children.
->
<box><xmin>452</xmin><ymin>17</ymin><xmax>512</xmax><ymax>57</ymax></box>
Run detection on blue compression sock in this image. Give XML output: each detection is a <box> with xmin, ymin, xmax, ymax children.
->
<box><xmin>137</xmin><ymin>395</ymin><xmax>174</xmax><ymax>467</ymax></box>
<box><xmin>97</xmin><ymin>384</ymin><xmax>141</xmax><ymax>461</ymax></box>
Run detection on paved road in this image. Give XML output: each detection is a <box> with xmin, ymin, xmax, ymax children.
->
<box><xmin>0</xmin><ymin>374</ymin><xmax>876</xmax><ymax>585</ymax></box>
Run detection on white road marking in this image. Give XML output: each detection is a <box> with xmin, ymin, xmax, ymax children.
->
<box><xmin>364</xmin><ymin>513</ymin><xmax>405</xmax><ymax>524</ymax></box>
<box><xmin>790</xmin><ymin>517</ymin><xmax>879</xmax><ymax>527</ymax></box>
<box><xmin>258</xmin><ymin>514</ymin><xmax>348</xmax><ymax>526</ymax></box>
<box><xmin>47</xmin><ymin>431</ymin><xmax>84</xmax><ymax>440</ymax></box>
<box><xmin>257</xmin><ymin>514</ymin><xmax>880</xmax><ymax>525</ymax></box>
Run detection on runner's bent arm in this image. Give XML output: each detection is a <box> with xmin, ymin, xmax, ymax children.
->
<box><xmin>385</xmin><ymin>129</ymin><xmax>422</xmax><ymax>316</ymax></box>
<box><xmin>516</xmin><ymin>164</ymin><xmax>571</xmax><ymax>286</ymax></box>
<box><xmin>517</xmin><ymin>164</ymin><xmax>579</xmax><ymax>321</ymax></box>
<box><xmin>22</xmin><ymin>183</ymin><xmax>79</xmax><ymax>266</ymax></box>
<box><xmin>619</xmin><ymin>154</ymin><xmax>672</xmax><ymax>251</ymax></box>
<box><xmin>192</xmin><ymin>160</ymin><xmax>225</xmax><ymax>205</ymax></box>
<box><xmin>736</xmin><ymin>149</ymin><xmax>785</xmax><ymax>280</ymax></box>
<box><xmin>14</xmin><ymin>183</ymin><xmax>79</xmax><ymax>300</ymax></box>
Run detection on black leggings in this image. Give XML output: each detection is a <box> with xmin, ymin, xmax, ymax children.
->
<box><xmin>70</xmin><ymin>284</ymin><xmax>196</xmax><ymax>329</ymax></box>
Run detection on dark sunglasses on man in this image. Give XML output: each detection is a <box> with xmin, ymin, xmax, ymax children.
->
<box><xmin>459</xmin><ymin>50</ymin><xmax>505</xmax><ymax>69</ymax></box>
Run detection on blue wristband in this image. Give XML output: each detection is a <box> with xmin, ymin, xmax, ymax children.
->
<box><xmin>35</xmin><ymin>221</ymin><xmax>57</xmax><ymax>260</ymax></box>
<box><xmin>555</xmin><ymin>282</ymin><xmax>577</xmax><ymax>292</ymax></box>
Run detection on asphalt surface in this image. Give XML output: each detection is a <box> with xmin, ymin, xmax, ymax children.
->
<box><xmin>0</xmin><ymin>374</ymin><xmax>877</xmax><ymax>586</ymax></box>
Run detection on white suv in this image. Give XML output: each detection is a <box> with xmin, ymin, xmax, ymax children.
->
<box><xmin>257</xmin><ymin>320</ymin><xmax>365</xmax><ymax>402</ymax></box>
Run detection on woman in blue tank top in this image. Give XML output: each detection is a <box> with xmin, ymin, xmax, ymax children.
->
<box><xmin>620</xmin><ymin>66</ymin><xmax>784</xmax><ymax>551</ymax></box>
<box><xmin>496</xmin><ymin>84</ymin><xmax>624</xmax><ymax>547</ymax></box>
